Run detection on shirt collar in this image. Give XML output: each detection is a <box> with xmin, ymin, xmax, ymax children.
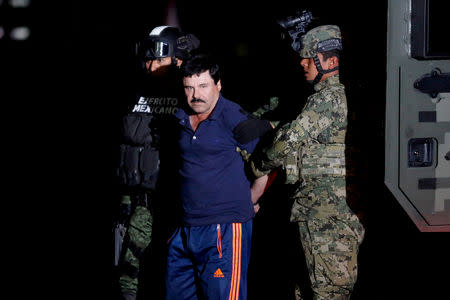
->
<box><xmin>207</xmin><ymin>93</ymin><xmax>224</xmax><ymax>120</ymax></box>
<box><xmin>314</xmin><ymin>74</ymin><xmax>340</xmax><ymax>91</ymax></box>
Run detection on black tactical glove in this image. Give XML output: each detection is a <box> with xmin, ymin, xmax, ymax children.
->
<box><xmin>233</xmin><ymin>118</ymin><xmax>273</xmax><ymax>144</ymax></box>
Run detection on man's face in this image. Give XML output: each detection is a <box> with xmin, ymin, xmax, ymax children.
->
<box><xmin>183</xmin><ymin>70</ymin><xmax>222</xmax><ymax>116</ymax></box>
<box><xmin>145</xmin><ymin>57</ymin><xmax>172</xmax><ymax>76</ymax></box>
<box><xmin>300</xmin><ymin>53</ymin><xmax>331</xmax><ymax>83</ymax></box>
<box><xmin>300</xmin><ymin>57</ymin><xmax>318</xmax><ymax>83</ymax></box>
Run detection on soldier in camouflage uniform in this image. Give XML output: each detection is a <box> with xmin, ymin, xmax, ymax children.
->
<box><xmin>250</xmin><ymin>25</ymin><xmax>365</xmax><ymax>300</ymax></box>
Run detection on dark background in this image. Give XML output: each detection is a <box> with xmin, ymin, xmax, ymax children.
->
<box><xmin>2</xmin><ymin>1</ymin><xmax>447</xmax><ymax>299</ymax></box>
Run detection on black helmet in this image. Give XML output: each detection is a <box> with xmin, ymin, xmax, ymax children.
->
<box><xmin>137</xmin><ymin>26</ymin><xmax>200</xmax><ymax>61</ymax></box>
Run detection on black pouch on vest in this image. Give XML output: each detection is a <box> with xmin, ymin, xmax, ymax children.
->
<box><xmin>140</xmin><ymin>145</ymin><xmax>160</xmax><ymax>190</ymax></box>
<box><xmin>117</xmin><ymin>112</ymin><xmax>160</xmax><ymax>189</ymax></box>
<box><xmin>123</xmin><ymin>145</ymin><xmax>143</xmax><ymax>187</ymax></box>
<box><xmin>122</xmin><ymin>113</ymin><xmax>153</xmax><ymax>145</ymax></box>
<box><xmin>116</xmin><ymin>144</ymin><xmax>128</xmax><ymax>185</ymax></box>
<box><xmin>117</xmin><ymin>145</ymin><xmax>160</xmax><ymax>189</ymax></box>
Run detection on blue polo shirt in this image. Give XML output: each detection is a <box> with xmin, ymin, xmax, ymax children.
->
<box><xmin>175</xmin><ymin>94</ymin><xmax>259</xmax><ymax>226</ymax></box>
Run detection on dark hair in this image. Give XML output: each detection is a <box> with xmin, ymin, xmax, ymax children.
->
<box><xmin>180</xmin><ymin>52</ymin><xmax>221</xmax><ymax>84</ymax></box>
<box><xmin>321</xmin><ymin>50</ymin><xmax>340</xmax><ymax>61</ymax></box>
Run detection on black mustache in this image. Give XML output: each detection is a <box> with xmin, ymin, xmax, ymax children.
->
<box><xmin>191</xmin><ymin>98</ymin><xmax>206</xmax><ymax>103</ymax></box>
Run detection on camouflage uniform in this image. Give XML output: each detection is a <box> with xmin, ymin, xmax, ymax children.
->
<box><xmin>252</xmin><ymin>96</ymin><xmax>281</xmax><ymax>128</ymax></box>
<box><xmin>251</xmin><ymin>26</ymin><xmax>364</xmax><ymax>300</ymax></box>
<box><xmin>118</xmin><ymin>193</ymin><xmax>154</xmax><ymax>294</ymax></box>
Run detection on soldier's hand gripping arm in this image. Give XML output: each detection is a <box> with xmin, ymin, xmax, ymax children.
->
<box><xmin>234</xmin><ymin>97</ymin><xmax>281</xmax><ymax>210</ymax></box>
<box><xmin>250</xmin><ymin>118</ymin><xmax>308</xmax><ymax>181</ymax></box>
<box><xmin>251</xmin><ymin>92</ymin><xmax>339</xmax><ymax>178</ymax></box>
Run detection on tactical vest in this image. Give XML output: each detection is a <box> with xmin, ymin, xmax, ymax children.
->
<box><xmin>116</xmin><ymin>112</ymin><xmax>160</xmax><ymax>190</ymax></box>
<box><xmin>284</xmin><ymin>143</ymin><xmax>346</xmax><ymax>184</ymax></box>
<box><xmin>116</xmin><ymin>71</ymin><xmax>185</xmax><ymax>190</ymax></box>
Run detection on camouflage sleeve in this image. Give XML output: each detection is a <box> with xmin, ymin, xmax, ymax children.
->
<box><xmin>263</xmin><ymin>122</ymin><xmax>296</xmax><ymax>165</ymax></box>
<box><xmin>255</xmin><ymin>92</ymin><xmax>339</xmax><ymax>172</ymax></box>
<box><xmin>252</xmin><ymin>96</ymin><xmax>279</xmax><ymax>118</ymax></box>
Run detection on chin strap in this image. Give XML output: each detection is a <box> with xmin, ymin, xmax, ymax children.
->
<box><xmin>312</xmin><ymin>55</ymin><xmax>339</xmax><ymax>85</ymax></box>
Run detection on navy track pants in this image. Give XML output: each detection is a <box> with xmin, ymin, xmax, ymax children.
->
<box><xmin>165</xmin><ymin>220</ymin><xmax>252</xmax><ymax>300</ymax></box>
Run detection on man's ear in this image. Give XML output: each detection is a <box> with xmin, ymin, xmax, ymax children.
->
<box><xmin>328</xmin><ymin>56</ymin><xmax>339</xmax><ymax>68</ymax></box>
<box><xmin>175</xmin><ymin>58</ymin><xmax>183</xmax><ymax>67</ymax></box>
<box><xmin>217</xmin><ymin>79</ymin><xmax>222</xmax><ymax>92</ymax></box>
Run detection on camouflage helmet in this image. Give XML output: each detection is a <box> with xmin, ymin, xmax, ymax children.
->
<box><xmin>299</xmin><ymin>25</ymin><xmax>342</xmax><ymax>58</ymax></box>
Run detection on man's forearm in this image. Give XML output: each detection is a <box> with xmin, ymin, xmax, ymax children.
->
<box><xmin>251</xmin><ymin>174</ymin><xmax>269</xmax><ymax>204</ymax></box>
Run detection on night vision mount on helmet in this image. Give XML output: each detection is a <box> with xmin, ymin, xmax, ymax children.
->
<box><xmin>277</xmin><ymin>11</ymin><xmax>342</xmax><ymax>84</ymax></box>
<box><xmin>136</xmin><ymin>26</ymin><xmax>200</xmax><ymax>63</ymax></box>
<box><xmin>277</xmin><ymin>10</ymin><xmax>314</xmax><ymax>52</ymax></box>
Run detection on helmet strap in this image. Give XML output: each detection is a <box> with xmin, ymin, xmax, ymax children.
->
<box><xmin>312</xmin><ymin>54</ymin><xmax>339</xmax><ymax>84</ymax></box>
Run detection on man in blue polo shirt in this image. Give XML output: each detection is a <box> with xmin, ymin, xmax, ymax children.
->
<box><xmin>165</xmin><ymin>52</ymin><xmax>271</xmax><ymax>300</ymax></box>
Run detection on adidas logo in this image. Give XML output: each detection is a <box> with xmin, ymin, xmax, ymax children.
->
<box><xmin>213</xmin><ymin>268</ymin><xmax>224</xmax><ymax>278</ymax></box>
